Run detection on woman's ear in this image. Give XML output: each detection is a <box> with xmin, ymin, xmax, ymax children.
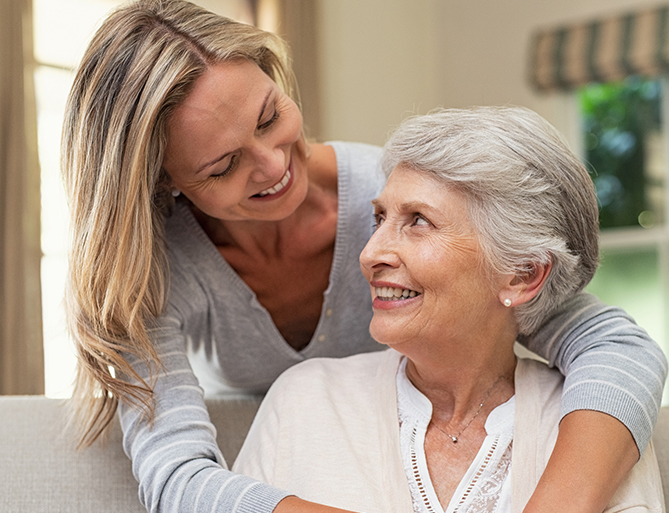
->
<box><xmin>498</xmin><ymin>259</ymin><xmax>552</xmax><ymax>308</ymax></box>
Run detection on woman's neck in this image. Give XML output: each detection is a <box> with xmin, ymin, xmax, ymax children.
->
<box><xmin>403</xmin><ymin>326</ymin><xmax>518</xmax><ymax>424</ymax></box>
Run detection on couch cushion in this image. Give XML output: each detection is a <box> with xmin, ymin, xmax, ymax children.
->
<box><xmin>652</xmin><ymin>406</ymin><xmax>669</xmax><ymax>508</ymax></box>
<box><xmin>0</xmin><ymin>395</ymin><xmax>261</xmax><ymax>513</ymax></box>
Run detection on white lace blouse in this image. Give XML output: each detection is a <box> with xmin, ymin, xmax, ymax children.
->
<box><xmin>396</xmin><ymin>358</ymin><xmax>515</xmax><ymax>513</ymax></box>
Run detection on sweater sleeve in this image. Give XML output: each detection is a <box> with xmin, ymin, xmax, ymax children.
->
<box><xmin>518</xmin><ymin>292</ymin><xmax>668</xmax><ymax>454</ymax></box>
<box><xmin>118</xmin><ymin>316</ymin><xmax>290</xmax><ymax>513</ymax></box>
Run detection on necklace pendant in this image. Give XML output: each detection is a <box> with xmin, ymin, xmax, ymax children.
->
<box><xmin>451</xmin><ymin>436</ymin><xmax>458</xmax><ymax>443</ymax></box>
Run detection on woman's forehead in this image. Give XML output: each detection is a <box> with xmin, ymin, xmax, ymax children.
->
<box><xmin>374</xmin><ymin>166</ymin><xmax>452</xmax><ymax>206</ymax></box>
<box><xmin>177</xmin><ymin>60</ymin><xmax>274</xmax><ymax>115</ymax></box>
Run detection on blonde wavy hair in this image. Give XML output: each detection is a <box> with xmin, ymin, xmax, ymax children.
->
<box><xmin>62</xmin><ymin>0</ymin><xmax>297</xmax><ymax>447</ymax></box>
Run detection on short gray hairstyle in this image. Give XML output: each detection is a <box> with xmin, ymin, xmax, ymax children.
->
<box><xmin>382</xmin><ymin>106</ymin><xmax>599</xmax><ymax>335</ymax></box>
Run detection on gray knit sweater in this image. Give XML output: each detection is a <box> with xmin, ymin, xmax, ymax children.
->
<box><xmin>119</xmin><ymin>141</ymin><xmax>668</xmax><ymax>513</ymax></box>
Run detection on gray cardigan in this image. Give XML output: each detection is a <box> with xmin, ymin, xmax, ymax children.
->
<box><xmin>119</xmin><ymin>141</ymin><xmax>668</xmax><ymax>513</ymax></box>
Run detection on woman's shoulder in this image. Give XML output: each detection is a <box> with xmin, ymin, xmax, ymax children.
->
<box><xmin>325</xmin><ymin>142</ymin><xmax>387</xmax><ymax>214</ymax></box>
<box><xmin>516</xmin><ymin>357</ymin><xmax>564</xmax><ymax>401</ymax></box>
<box><xmin>326</xmin><ymin>140</ymin><xmax>383</xmax><ymax>156</ymax></box>
<box><xmin>308</xmin><ymin>141</ymin><xmax>384</xmax><ymax>188</ymax></box>
<box><xmin>162</xmin><ymin>203</ymin><xmax>229</xmax><ymax>314</ymax></box>
<box><xmin>164</xmin><ymin>202</ymin><xmax>224</xmax><ymax>279</ymax></box>
<box><xmin>272</xmin><ymin>349</ymin><xmax>400</xmax><ymax>395</ymax></box>
<box><xmin>514</xmin><ymin>357</ymin><xmax>564</xmax><ymax>453</ymax></box>
<box><xmin>326</xmin><ymin>141</ymin><xmax>384</xmax><ymax>174</ymax></box>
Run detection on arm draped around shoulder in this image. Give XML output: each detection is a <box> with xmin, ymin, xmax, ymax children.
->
<box><xmin>118</xmin><ymin>314</ymin><xmax>290</xmax><ymax>513</ymax></box>
<box><xmin>116</xmin><ymin>140</ymin><xmax>387</xmax><ymax>513</ymax></box>
<box><xmin>518</xmin><ymin>292</ymin><xmax>668</xmax><ymax>454</ymax></box>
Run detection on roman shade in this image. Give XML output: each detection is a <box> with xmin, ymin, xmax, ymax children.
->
<box><xmin>530</xmin><ymin>6</ymin><xmax>669</xmax><ymax>91</ymax></box>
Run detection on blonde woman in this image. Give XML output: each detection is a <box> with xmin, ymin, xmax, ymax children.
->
<box><xmin>62</xmin><ymin>1</ymin><xmax>667</xmax><ymax>512</ymax></box>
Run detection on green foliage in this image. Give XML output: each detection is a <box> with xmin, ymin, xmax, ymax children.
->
<box><xmin>579</xmin><ymin>76</ymin><xmax>662</xmax><ymax>229</ymax></box>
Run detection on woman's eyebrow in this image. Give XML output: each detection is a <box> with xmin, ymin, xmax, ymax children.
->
<box><xmin>372</xmin><ymin>198</ymin><xmax>432</xmax><ymax>212</ymax></box>
<box><xmin>196</xmin><ymin>153</ymin><xmax>229</xmax><ymax>174</ymax></box>
<box><xmin>397</xmin><ymin>200</ymin><xmax>432</xmax><ymax>212</ymax></box>
<box><xmin>195</xmin><ymin>89</ymin><xmax>274</xmax><ymax>175</ymax></box>
<box><xmin>257</xmin><ymin>89</ymin><xmax>272</xmax><ymax>123</ymax></box>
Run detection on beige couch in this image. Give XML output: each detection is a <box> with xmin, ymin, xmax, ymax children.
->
<box><xmin>0</xmin><ymin>396</ymin><xmax>261</xmax><ymax>512</ymax></box>
<box><xmin>0</xmin><ymin>396</ymin><xmax>667</xmax><ymax>512</ymax></box>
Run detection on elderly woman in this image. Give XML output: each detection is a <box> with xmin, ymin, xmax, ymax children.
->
<box><xmin>62</xmin><ymin>1</ymin><xmax>666</xmax><ymax>511</ymax></box>
<box><xmin>233</xmin><ymin>107</ymin><xmax>665</xmax><ymax>513</ymax></box>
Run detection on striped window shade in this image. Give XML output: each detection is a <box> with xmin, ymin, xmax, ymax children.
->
<box><xmin>530</xmin><ymin>6</ymin><xmax>669</xmax><ymax>91</ymax></box>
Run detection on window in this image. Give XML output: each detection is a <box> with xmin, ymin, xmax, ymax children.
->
<box><xmin>579</xmin><ymin>77</ymin><xmax>669</xmax><ymax>403</ymax></box>
<box><xmin>580</xmin><ymin>77</ymin><xmax>664</xmax><ymax>230</ymax></box>
<box><xmin>528</xmin><ymin>5</ymin><xmax>669</xmax><ymax>403</ymax></box>
<box><xmin>34</xmin><ymin>0</ymin><xmax>129</xmax><ymax>398</ymax></box>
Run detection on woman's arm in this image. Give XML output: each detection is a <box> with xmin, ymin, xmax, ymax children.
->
<box><xmin>522</xmin><ymin>411</ymin><xmax>639</xmax><ymax>513</ymax></box>
<box><xmin>119</xmin><ymin>319</ymin><xmax>291</xmax><ymax>513</ymax></box>
<box><xmin>274</xmin><ymin>497</ymin><xmax>356</xmax><ymax>513</ymax></box>
<box><xmin>122</xmin><ymin>314</ymin><xmax>360</xmax><ymax>513</ymax></box>
<box><xmin>518</xmin><ymin>292</ymin><xmax>667</xmax><ymax>512</ymax></box>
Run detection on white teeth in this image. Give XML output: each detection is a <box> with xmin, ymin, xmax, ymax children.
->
<box><xmin>375</xmin><ymin>287</ymin><xmax>419</xmax><ymax>300</ymax></box>
<box><xmin>258</xmin><ymin>170</ymin><xmax>291</xmax><ymax>197</ymax></box>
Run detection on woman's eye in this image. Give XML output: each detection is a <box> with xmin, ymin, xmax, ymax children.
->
<box><xmin>372</xmin><ymin>213</ymin><xmax>385</xmax><ymax>230</ymax></box>
<box><xmin>411</xmin><ymin>214</ymin><xmax>429</xmax><ymax>227</ymax></box>
<box><xmin>258</xmin><ymin>108</ymin><xmax>279</xmax><ymax>130</ymax></box>
<box><xmin>211</xmin><ymin>155</ymin><xmax>238</xmax><ymax>179</ymax></box>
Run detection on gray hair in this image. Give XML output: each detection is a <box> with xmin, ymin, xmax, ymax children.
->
<box><xmin>382</xmin><ymin>106</ymin><xmax>599</xmax><ymax>335</ymax></box>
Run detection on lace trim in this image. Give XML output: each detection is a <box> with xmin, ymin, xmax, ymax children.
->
<box><xmin>409</xmin><ymin>427</ymin><xmax>439</xmax><ymax>513</ymax></box>
<box><xmin>400</xmin><ymin>410</ymin><xmax>435</xmax><ymax>513</ymax></box>
<box><xmin>452</xmin><ymin>439</ymin><xmax>512</xmax><ymax>513</ymax></box>
<box><xmin>398</xmin><ymin>392</ymin><xmax>513</xmax><ymax>513</ymax></box>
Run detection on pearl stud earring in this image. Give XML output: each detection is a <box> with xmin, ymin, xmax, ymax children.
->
<box><xmin>171</xmin><ymin>189</ymin><xmax>181</xmax><ymax>198</ymax></box>
<box><xmin>503</xmin><ymin>298</ymin><xmax>512</xmax><ymax>307</ymax></box>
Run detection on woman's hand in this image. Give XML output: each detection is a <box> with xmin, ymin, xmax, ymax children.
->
<box><xmin>523</xmin><ymin>410</ymin><xmax>639</xmax><ymax>513</ymax></box>
<box><xmin>274</xmin><ymin>496</ymin><xmax>359</xmax><ymax>513</ymax></box>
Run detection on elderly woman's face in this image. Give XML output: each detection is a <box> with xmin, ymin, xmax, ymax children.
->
<box><xmin>360</xmin><ymin>166</ymin><xmax>506</xmax><ymax>351</ymax></box>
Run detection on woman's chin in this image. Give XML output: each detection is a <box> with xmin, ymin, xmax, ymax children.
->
<box><xmin>369</xmin><ymin>322</ymin><xmax>405</xmax><ymax>350</ymax></box>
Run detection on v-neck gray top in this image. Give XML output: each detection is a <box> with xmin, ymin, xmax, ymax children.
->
<box><xmin>119</xmin><ymin>142</ymin><xmax>386</xmax><ymax>512</ymax></box>
<box><xmin>118</xmin><ymin>141</ymin><xmax>667</xmax><ymax>513</ymax></box>
<box><xmin>164</xmin><ymin>141</ymin><xmax>384</xmax><ymax>393</ymax></box>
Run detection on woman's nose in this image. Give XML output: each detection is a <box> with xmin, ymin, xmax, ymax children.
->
<box><xmin>249</xmin><ymin>143</ymin><xmax>286</xmax><ymax>183</ymax></box>
<box><xmin>359</xmin><ymin>223</ymin><xmax>401</xmax><ymax>274</ymax></box>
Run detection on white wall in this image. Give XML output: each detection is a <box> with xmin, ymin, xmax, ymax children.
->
<box><xmin>317</xmin><ymin>0</ymin><xmax>441</xmax><ymax>145</ymax></box>
<box><xmin>316</xmin><ymin>0</ymin><xmax>662</xmax><ymax>146</ymax></box>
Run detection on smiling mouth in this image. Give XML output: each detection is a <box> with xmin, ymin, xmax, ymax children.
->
<box><xmin>375</xmin><ymin>286</ymin><xmax>420</xmax><ymax>301</ymax></box>
<box><xmin>254</xmin><ymin>169</ymin><xmax>291</xmax><ymax>198</ymax></box>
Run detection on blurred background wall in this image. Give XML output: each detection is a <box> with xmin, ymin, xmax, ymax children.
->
<box><xmin>313</xmin><ymin>0</ymin><xmax>657</xmax><ymax>144</ymax></box>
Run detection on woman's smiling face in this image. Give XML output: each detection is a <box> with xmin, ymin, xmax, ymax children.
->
<box><xmin>163</xmin><ymin>59</ymin><xmax>308</xmax><ymax>222</ymax></box>
<box><xmin>360</xmin><ymin>166</ymin><xmax>506</xmax><ymax>351</ymax></box>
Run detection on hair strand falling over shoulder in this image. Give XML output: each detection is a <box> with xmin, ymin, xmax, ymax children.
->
<box><xmin>62</xmin><ymin>0</ymin><xmax>297</xmax><ymax>447</ymax></box>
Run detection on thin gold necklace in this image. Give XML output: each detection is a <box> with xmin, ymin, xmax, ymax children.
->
<box><xmin>430</xmin><ymin>375</ymin><xmax>506</xmax><ymax>444</ymax></box>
